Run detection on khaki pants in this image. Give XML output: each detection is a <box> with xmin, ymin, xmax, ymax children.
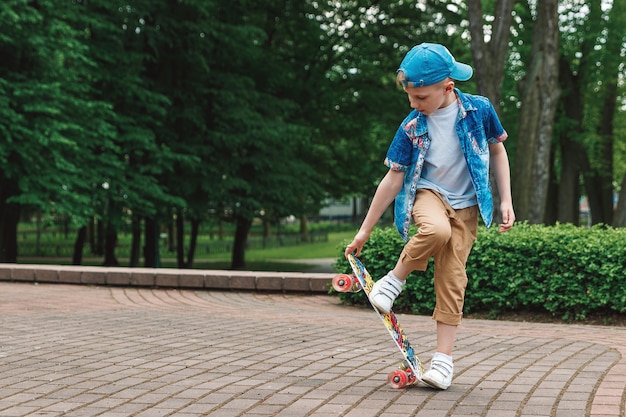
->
<box><xmin>399</xmin><ymin>189</ymin><xmax>478</xmax><ymax>326</ymax></box>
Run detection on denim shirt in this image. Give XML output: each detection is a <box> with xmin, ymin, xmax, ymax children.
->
<box><xmin>385</xmin><ymin>88</ymin><xmax>507</xmax><ymax>242</ymax></box>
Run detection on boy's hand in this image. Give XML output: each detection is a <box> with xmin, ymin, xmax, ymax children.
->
<box><xmin>344</xmin><ymin>230</ymin><xmax>370</xmax><ymax>258</ymax></box>
<box><xmin>499</xmin><ymin>203</ymin><xmax>515</xmax><ymax>233</ymax></box>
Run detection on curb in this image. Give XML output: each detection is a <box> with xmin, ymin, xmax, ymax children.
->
<box><xmin>0</xmin><ymin>263</ymin><xmax>335</xmax><ymax>293</ymax></box>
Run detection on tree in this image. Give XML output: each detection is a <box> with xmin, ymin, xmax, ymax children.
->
<box><xmin>512</xmin><ymin>0</ymin><xmax>560</xmax><ymax>223</ymax></box>
<box><xmin>0</xmin><ymin>0</ymin><xmax>118</xmax><ymax>262</ymax></box>
<box><xmin>466</xmin><ymin>0</ymin><xmax>516</xmax><ymax>110</ymax></box>
<box><xmin>131</xmin><ymin>0</ymin><xmax>216</xmax><ymax>268</ymax></box>
<box><xmin>5</xmin><ymin>0</ymin><xmax>625</xmax><ymax>270</ymax></box>
<box><xmin>555</xmin><ymin>0</ymin><xmax>626</xmax><ymax>226</ymax></box>
<box><xmin>66</xmin><ymin>0</ymin><xmax>183</xmax><ymax>267</ymax></box>
<box><xmin>466</xmin><ymin>0</ymin><xmax>516</xmax><ymax>224</ymax></box>
<box><xmin>588</xmin><ymin>0</ymin><xmax>626</xmax><ymax>226</ymax></box>
<box><xmin>192</xmin><ymin>1</ymin><xmax>319</xmax><ymax>269</ymax></box>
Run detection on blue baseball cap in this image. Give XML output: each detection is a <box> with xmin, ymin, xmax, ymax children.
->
<box><xmin>398</xmin><ymin>43</ymin><xmax>473</xmax><ymax>87</ymax></box>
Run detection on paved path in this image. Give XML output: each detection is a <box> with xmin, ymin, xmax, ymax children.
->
<box><xmin>0</xmin><ymin>282</ymin><xmax>624</xmax><ymax>417</ymax></box>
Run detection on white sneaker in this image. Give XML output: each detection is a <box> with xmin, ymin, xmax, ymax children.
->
<box><xmin>369</xmin><ymin>272</ymin><xmax>404</xmax><ymax>313</ymax></box>
<box><xmin>422</xmin><ymin>352</ymin><xmax>454</xmax><ymax>390</ymax></box>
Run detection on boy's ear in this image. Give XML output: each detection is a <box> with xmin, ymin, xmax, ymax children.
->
<box><xmin>445</xmin><ymin>79</ymin><xmax>455</xmax><ymax>93</ymax></box>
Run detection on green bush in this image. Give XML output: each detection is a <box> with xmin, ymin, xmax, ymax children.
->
<box><xmin>334</xmin><ymin>223</ymin><xmax>626</xmax><ymax>322</ymax></box>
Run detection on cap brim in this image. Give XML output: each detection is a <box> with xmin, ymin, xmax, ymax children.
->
<box><xmin>450</xmin><ymin>62</ymin><xmax>473</xmax><ymax>81</ymax></box>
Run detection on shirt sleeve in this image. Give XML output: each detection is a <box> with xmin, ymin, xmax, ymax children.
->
<box><xmin>483</xmin><ymin>100</ymin><xmax>508</xmax><ymax>144</ymax></box>
<box><xmin>384</xmin><ymin>113</ymin><xmax>416</xmax><ymax>171</ymax></box>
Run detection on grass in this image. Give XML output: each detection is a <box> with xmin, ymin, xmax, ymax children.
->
<box><xmin>209</xmin><ymin>231</ymin><xmax>353</xmax><ymax>261</ymax></box>
<box><xmin>174</xmin><ymin>230</ymin><xmax>354</xmax><ymax>271</ymax></box>
<box><xmin>19</xmin><ymin>230</ymin><xmax>356</xmax><ymax>272</ymax></box>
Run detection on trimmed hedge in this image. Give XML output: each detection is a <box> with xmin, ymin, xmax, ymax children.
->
<box><xmin>334</xmin><ymin>223</ymin><xmax>626</xmax><ymax>321</ymax></box>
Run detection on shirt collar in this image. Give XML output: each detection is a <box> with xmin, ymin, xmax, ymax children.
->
<box><xmin>455</xmin><ymin>88</ymin><xmax>476</xmax><ymax>119</ymax></box>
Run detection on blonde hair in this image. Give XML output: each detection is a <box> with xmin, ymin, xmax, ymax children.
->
<box><xmin>396</xmin><ymin>71</ymin><xmax>407</xmax><ymax>87</ymax></box>
<box><xmin>396</xmin><ymin>72</ymin><xmax>454</xmax><ymax>89</ymax></box>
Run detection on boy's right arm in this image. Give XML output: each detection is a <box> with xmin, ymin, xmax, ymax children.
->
<box><xmin>344</xmin><ymin>169</ymin><xmax>404</xmax><ymax>257</ymax></box>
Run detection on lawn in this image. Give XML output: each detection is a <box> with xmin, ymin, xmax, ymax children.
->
<box><xmin>215</xmin><ymin>231</ymin><xmax>353</xmax><ymax>260</ymax></box>
<box><xmin>173</xmin><ymin>230</ymin><xmax>354</xmax><ymax>271</ymax></box>
<box><xmin>19</xmin><ymin>230</ymin><xmax>356</xmax><ymax>272</ymax></box>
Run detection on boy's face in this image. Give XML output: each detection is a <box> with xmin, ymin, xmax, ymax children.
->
<box><xmin>402</xmin><ymin>79</ymin><xmax>455</xmax><ymax>115</ymax></box>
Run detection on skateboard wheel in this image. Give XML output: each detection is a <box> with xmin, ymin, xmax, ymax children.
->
<box><xmin>387</xmin><ymin>369</ymin><xmax>409</xmax><ymax>389</ymax></box>
<box><xmin>399</xmin><ymin>361</ymin><xmax>418</xmax><ymax>385</ymax></box>
<box><xmin>332</xmin><ymin>274</ymin><xmax>359</xmax><ymax>292</ymax></box>
<box><xmin>332</xmin><ymin>274</ymin><xmax>352</xmax><ymax>292</ymax></box>
<box><xmin>405</xmin><ymin>368</ymin><xmax>417</xmax><ymax>385</ymax></box>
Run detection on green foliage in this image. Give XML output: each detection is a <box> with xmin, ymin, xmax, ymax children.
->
<box><xmin>1</xmin><ymin>0</ymin><xmax>624</xmax><ymax>266</ymax></box>
<box><xmin>335</xmin><ymin>223</ymin><xmax>626</xmax><ymax>321</ymax></box>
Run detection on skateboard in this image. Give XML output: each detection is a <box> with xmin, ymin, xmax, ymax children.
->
<box><xmin>332</xmin><ymin>253</ymin><xmax>426</xmax><ymax>388</ymax></box>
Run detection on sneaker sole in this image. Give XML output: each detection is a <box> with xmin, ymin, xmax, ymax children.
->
<box><xmin>368</xmin><ymin>296</ymin><xmax>391</xmax><ymax>314</ymax></box>
<box><xmin>421</xmin><ymin>375</ymin><xmax>450</xmax><ymax>390</ymax></box>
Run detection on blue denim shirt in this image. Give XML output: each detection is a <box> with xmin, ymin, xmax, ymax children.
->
<box><xmin>385</xmin><ymin>88</ymin><xmax>507</xmax><ymax>241</ymax></box>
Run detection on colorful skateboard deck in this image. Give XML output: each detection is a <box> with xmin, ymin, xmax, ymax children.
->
<box><xmin>333</xmin><ymin>253</ymin><xmax>426</xmax><ymax>388</ymax></box>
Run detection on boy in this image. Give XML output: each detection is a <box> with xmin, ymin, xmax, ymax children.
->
<box><xmin>344</xmin><ymin>43</ymin><xmax>515</xmax><ymax>390</ymax></box>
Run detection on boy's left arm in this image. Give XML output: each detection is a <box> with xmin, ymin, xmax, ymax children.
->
<box><xmin>489</xmin><ymin>142</ymin><xmax>515</xmax><ymax>232</ymax></box>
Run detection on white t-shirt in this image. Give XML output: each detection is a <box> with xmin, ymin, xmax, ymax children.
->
<box><xmin>417</xmin><ymin>101</ymin><xmax>477</xmax><ymax>209</ymax></box>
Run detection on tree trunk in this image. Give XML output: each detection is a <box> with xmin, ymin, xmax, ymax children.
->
<box><xmin>103</xmin><ymin>222</ymin><xmax>119</xmax><ymax>266</ymax></box>
<box><xmin>72</xmin><ymin>226</ymin><xmax>87</xmax><ymax>265</ymax></box>
<box><xmin>35</xmin><ymin>211</ymin><xmax>42</xmax><ymax>256</ymax></box>
<box><xmin>129</xmin><ymin>217</ymin><xmax>141</xmax><ymax>267</ymax></box>
<box><xmin>186</xmin><ymin>218</ymin><xmax>200</xmax><ymax>269</ymax></box>
<box><xmin>556</xmin><ymin>57</ymin><xmax>584</xmax><ymax>225</ymax></box>
<box><xmin>466</xmin><ymin>0</ymin><xmax>515</xmax><ymax>224</ymax></box>
<box><xmin>144</xmin><ymin>218</ymin><xmax>159</xmax><ymax>267</ymax></box>
<box><xmin>557</xmin><ymin>139</ymin><xmax>582</xmax><ymax>224</ymax></box>
<box><xmin>589</xmin><ymin>0</ymin><xmax>624</xmax><ymax>226</ymax></box>
<box><xmin>466</xmin><ymin>0</ymin><xmax>515</xmax><ymax>110</ymax></box>
<box><xmin>1</xmin><ymin>205</ymin><xmax>19</xmax><ymax>263</ymax></box>
<box><xmin>550</xmin><ymin>0</ymin><xmax>623</xmax><ymax>227</ymax></box>
<box><xmin>167</xmin><ymin>212</ymin><xmax>175</xmax><ymax>253</ymax></box>
<box><xmin>583</xmin><ymin>132</ymin><xmax>614</xmax><ymax>226</ymax></box>
<box><xmin>88</xmin><ymin>217</ymin><xmax>96</xmax><ymax>255</ymax></box>
<box><xmin>512</xmin><ymin>0</ymin><xmax>560</xmax><ymax>223</ymax></box>
<box><xmin>0</xmin><ymin>177</ymin><xmax>20</xmax><ymax>263</ymax></box>
<box><xmin>544</xmin><ymin>152</ymin><xmax>559</xmax><ymax>225</ymax></box>
<box><xmin>95</xmin><ymin>218</ymin><xmax>104</xmax><ymax>255</ymax></box>
<box><xmin>607</xmin><ymin>0</ymin><xmax>626</xmax><ymax>226</ymax></box>
<box><xmin>231</xmin><ymin>215</ymin><xmax>252</xmax><ymax>270</ymax></box>
<box><xmin>176</xmin><ymin>208</ymin><xmax>186</xmax><ymax>268</ymax></box>
<box><xmin>174</xmin><ymin>209</ymin><xmax>199</xmax><ymax>269</ymax></box>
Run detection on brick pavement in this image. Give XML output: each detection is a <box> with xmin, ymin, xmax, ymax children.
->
<box><xmin>0</xmin><ymin>281</ymin><xmax>624</xmax><ymax>417</ymax></box>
